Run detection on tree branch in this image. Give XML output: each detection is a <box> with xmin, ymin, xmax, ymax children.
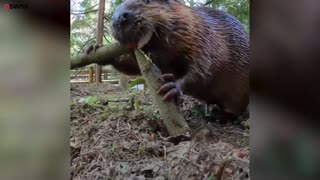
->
<box><xmin>71</xmin><ymin>9</ymin><xmax>98</xmax><ymax>15</ymax></box>
<box><xmin>70</xmin><ymin>42</ymin><xmax>129</xmax><ymax>69</ymax></box>
<box><xmin>71</xmin><ymin>4</ymin><xmax>99</xmax><ymax>13</ymax></box>
<box><xmin>134</xmin><ymin>49</ymin><xmax>190</xmax><ymax>136</ymax></box>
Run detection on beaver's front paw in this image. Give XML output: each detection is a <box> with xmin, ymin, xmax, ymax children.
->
<box><xmin>85</xmin><ymin>44</ymin><xmax>110</xmax><ymax>66</ymax></box>
<box><xmin>157</xmin><ymin>73</ymin><xmax>181</xmax><ymax>103</ymax></box>
<box><xmin>85</xmin><ymin>44</ymin><xmax>101</xmax><ymax>55</ymax></box>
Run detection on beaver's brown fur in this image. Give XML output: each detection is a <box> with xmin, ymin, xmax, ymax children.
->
<box><xmin>103</xmin><ymin>0</ymin><xmax>249</xmax><ymax>117</ymax></box>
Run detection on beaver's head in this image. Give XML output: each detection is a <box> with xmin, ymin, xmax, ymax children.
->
<box><xmin>111</xmin><ymin>0</ymin><xmax>186</xmax><ymax>49</ymax></box>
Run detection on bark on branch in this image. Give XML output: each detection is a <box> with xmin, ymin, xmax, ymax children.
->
<box><xmin>134</xmin><ymin>49</ymin><xmax>190</xmax><ymax>136</ymax></box>
<box><xmin>70</xmin><ymin>42</ymin><xmax>129</xmax><ymax>69</ymax></box>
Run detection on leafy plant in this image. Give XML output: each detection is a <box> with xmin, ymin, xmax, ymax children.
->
<box><xmin>78</xmin><ymin>96</ymin><xmax>98</xmax><ymax>104</ymax></box>
<box><xmin>129</xmin><ymin>78</ymin><xmax>145</xmax><ymax>88</ymax></box>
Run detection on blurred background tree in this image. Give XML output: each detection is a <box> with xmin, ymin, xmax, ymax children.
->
<box><xmin>201</xmin><ymin>0</ymin><xmax>249</xmax><ymax>32</ymax></box>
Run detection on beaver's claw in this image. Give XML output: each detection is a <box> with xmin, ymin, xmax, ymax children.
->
<box><xmin>85</xmin><ymin>44</ymin><xmax>101</xmax><ymax>55</ymax></box>
<box><xmin>157</xmin><ymin>73</ymin><xmax>181</xmax><ymax>103</ymax></box>
<box><xmin>85</xmin><ymin>44</ymin><xmax>110</xmax><ymax>65</ymax></box>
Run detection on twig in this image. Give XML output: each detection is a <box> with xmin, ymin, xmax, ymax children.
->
<box><xmin>225</xmin><ymin>130</ymin><xmax>249</xmax><ymax>137</ymax></box>
<box><xmin>215</xmin><ymin>157</ymin><xmax>232</xmax><ymax>180</ymax></box>
<box><xmin>177</xmin><ymin>156</ymin><xmax>203</xmax><ymax>169</ymax></box>
<box><xmin>163</xmin><ymin>145</ymin><xmax>167</xmax><ymax>160</ymax></box>
<box><xmin>116</xmin><ymin>119</ymin><xmax>120</xmax><ymax>132</ymax></box>
<box><xmin>71</xmin><ymin>9</ymin><xmax>98</xmax><ymax>15</ymax></box>
<box><xmin>72</xmin><ymin>4</ymin><xmax>99</xmax><ymax>12</ymax></box>
<box><xmin>127</xmin><ymin>122</ymin><xmax>131</xmax><ymax>129</ymax></box>
<box><xmin>190</xmin><ymin>149</ymin><xmax>200</xmax><ymax>155</ymax></box>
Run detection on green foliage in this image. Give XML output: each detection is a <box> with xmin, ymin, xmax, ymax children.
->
<box><xmin>208</xmin><ymin>174</ymin><xmax>215</xmax><ymax>180</ymax></box>
<box><xmin>129</xmin><ymin>78</ymin><xmax>145</xmax><ymax>88</ymax></box>
<box><xmin>137</xmin><ymin>143</ymin><xmax>145</xmax><ymax>155</ymax></box>
<box><xmin>71</xmin><ymin>0</ymin><xmax>127</xmax><ymax>56</ymax></box>
<box><xmin>203</xmin><ymin>0</ymin><xmax>249</xmax><ymax>32</ymax></box>
<box><xmin>108</xmin><ymin>0</ymin><xmax>126</xmax><ymax>17</ymax></box>
<box><xmin>152</xmin><ymin>113</ymin><xmax>161</xmax><ymax>119</ymax></box>
<box><xmin>71</xmin><ymin>0</ymin><xmax>99</xmax><ymax>56</ymax></box>
<box><xmin>79</xmin><ymin>96</ymin><xmax>98</xmax><ymax>104</ymax></box>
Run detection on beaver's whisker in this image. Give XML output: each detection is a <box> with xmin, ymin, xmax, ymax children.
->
<box><xmin>137</xmin><ymin>29</ymin><xmax>145</xmax><ymax>40</ymax></box>
<box><xmin>153</xmin><ymin>22</ymin><xmax>171</xmax><ymax>32</ymax></box>
<box><xmin>148</xmin><ymin>24</ymin><xmax>159</xmax><ymax>38</ymax></box>
<box><xmin>134</xmin><ymin>18</ymin><xmax>143</xmax><ymax>23</ymax></box>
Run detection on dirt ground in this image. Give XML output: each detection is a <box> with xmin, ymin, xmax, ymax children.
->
<box><xmin>70</xmin><ymin>83</ymin><xmax>249</xmax><ymax>180</ymax></box>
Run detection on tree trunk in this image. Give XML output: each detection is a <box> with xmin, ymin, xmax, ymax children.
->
<box><xmin>95</xmin><ymin>0</ymin><xmax>105</xmax><ymax>83</ymax></box>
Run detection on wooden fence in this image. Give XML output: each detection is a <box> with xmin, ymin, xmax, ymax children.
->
<box><xmin>70</xmin><ymin>68</ymin><xmax>140</xmax><ymax>86</ymax></box>
<box><xmin>70</xmin><ymin>67</ymin><xmax>121</xmax><ymax>84</ymax></box>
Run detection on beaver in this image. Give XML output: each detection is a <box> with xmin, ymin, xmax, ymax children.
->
<box><xmin>88</xmin><ymin>0</ymin><xmax>249</xmax><ymax>120</ymax></box>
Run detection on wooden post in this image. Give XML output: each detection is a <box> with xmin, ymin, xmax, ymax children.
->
<box><xmin>103</xmin><ymin>70</ymin><xmax>108</xmax><ymax>80</ymax></box>
<box><xmin>89</xmin><ymin>67</ymin><xmax>94</xmax><ymax>83</ymax></box>
<box><xmin>95</xmin><ymin>0</ymin><xmax>105</xmax><ymax>83</ymax></box>
<box><xmin>119</xmin><ymin>74</ymin><xmax>129</xmax><ymax>91</ymax></box>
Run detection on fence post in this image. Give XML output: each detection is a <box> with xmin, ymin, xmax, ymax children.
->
<box><xmin>89</xmin><ymin>67</ymin><xmax>94</xmax><ymax>83</ymax></box>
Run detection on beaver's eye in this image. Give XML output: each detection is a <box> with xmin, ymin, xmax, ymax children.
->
<box><xmin>145</xmin><ymin>0</ymin><xmax>151</xmax><ymax>4</ymax></box>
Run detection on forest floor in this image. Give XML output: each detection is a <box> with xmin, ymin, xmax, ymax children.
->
<box><xmin>70</xmin><ymin>83</ymin><xmax>250</xmax><ymax>180</ymax></box>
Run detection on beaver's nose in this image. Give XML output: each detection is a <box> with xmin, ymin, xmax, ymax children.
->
<box><xmin>112</xmin><ymin>11</ymin><xmax>134</xmax><ymax>28</ymax></box>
